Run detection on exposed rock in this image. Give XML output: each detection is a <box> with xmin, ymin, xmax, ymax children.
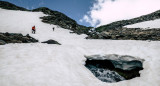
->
<box><xmin>0</xmin><ymin>1</ymin><xmax>92</xmax><ymax>35</ymax></box>
<box><xmin>1</xmin><ymin>1</ymin><xmax>159</xmax><ymax>41</ymax></box>
<box><xmin>32</xmin><ymin>7</ymin><xmax>92</xmax><ymax>35</ymax></box>
<box><xmin>41</xmin><ymin>39</ymin><xmax>61</xmax><ymax>45</ymax></box>
<box><xmin>0</xmin><ymin>32</ymin><xmax>38</xmax><ymax>45</ymax></box>
<box><xmin>85</xmin><ymin>54</ymin><xmax>144</xmax><ymax>82</ymax></box>
<box><xmin>0</xmin><ymin>1</ymin><xmax>28</xmax><ymax>11</ymax></box>
<box><xmin>95</xmin><ymin>9</ymin><xmax>160</xmax><ymax>32</ymax></box>
<box><xmin>87</xmin><ymin>28</ymin><xmax>160</xmax><ymax>40</ymax></box>
<box><xmin>87</xmin><ymin>9</ymin><xmax>160</xmax><ymax>40</ymax></box>
<box><xmin>10</xmin><ymin>40</ymin><xmax>22</xmax><ymax>43</ymax></box>
<box><xmin>0</xmin><ymin>40</ymin><xmax>6</xmax><ymax>45</ymax></box>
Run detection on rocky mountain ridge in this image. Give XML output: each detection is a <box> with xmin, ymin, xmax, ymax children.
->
<box><xmin>95</xmin><ymin>10</ymin><xmax>160</xmax><ymax>32</ymax></box>
<box><xmin>0</xmin><ymin>1</ymin><xmax>160</xmax><ymax>41</ymax></box>
<box><xmin>0</xmin><ymin>1</ymin><xmax>28</xmax><ymax>11</ymax></box>
<box><xmin>87</xmin><ymin>28</ymin><xmax>160</xmax><ymax>40</ymax></box>
<box><xmin>0</xmin><ymin>1</ymin><xmax>91</xmax><ymax>35</ymax></box>
<box><xmin>87</xmin><ymin>10</ymin><xmax>160</xmax><ymax>40</ymax></box>
<box><xmin>32</xmin><ymin>7</ymin><xmax>91</xmax><ymax>34</ymax></box>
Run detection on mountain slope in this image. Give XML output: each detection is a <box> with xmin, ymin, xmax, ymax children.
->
<box><xmin>32</xmin><ymin>7</ymin><xmax>91</xmax><ymax>34</ymax></box>
<box><xmin>125</xmin><ymin>19</ymin><xmax>160</xmax><ymax>28</ymax></box>
<box><xmin>0</xmin><ymin>1</ymin><xmax>91</xmax><ymax>35</ymax></box>
<box><xmin>87</xmin><ymin>10</ymin><xmax>160</xmax><ymax>39</ymax></box>
<box><xmin>0</xmin><ymin>1</ymin><xmax>28</xmax><ymax>11</ymax></box>
<box><xmin>96</xmin><ymin>10</ymin><xmax>160</xmax><ymax>32</ymax></box>
<box><xmin>0</xmin><ymin>3</ymin><xmax>160</xmax><ymax>86</ymax></box>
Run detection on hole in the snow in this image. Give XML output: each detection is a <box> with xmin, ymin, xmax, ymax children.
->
<box><xmin>84</xmin><ymin>54</ymin><xmax>144</xmax><ymax>83</ymax></box>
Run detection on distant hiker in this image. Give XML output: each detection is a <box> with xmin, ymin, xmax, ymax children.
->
<box><xmin>32</xmin><ymin>26</ymin><xmax>36</xmax><ymax>34</ymax></box>
<box><xmin>53</xmin><ymin>27</ymin><xmax>55</xmax><ymax>31</ymax></box>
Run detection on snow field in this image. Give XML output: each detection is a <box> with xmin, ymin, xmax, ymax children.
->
<box><xmin>125</xmin><ymin>19</ymin><xmax>160</xmax><ymax>29</ymax></box>
<box><xmin>0</xmin><ymin>8</ymin><xmax>160</xmax><ymax>86</ymax></box>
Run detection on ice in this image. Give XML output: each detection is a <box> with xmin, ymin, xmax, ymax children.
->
<box><xmin>0</xmin><ymin>8</ymin><xmax>160</xmax><ymax>86</ymax></box>
<box><xmin>86</xmin><ymin>66</ymin><xmax>125</xmax><ymax>83</ymax></box>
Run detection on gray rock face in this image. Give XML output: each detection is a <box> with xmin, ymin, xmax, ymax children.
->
<box><xmin>0</xmin><ymin>1</ymin><xmax>28</xmax><ymax>11</ymax></box>
<box><xmin>0</xmin><ymin>1</ymin><xmax>92</xmax><ymax>35</ymax></box>
<box><xmin>95</xmin><ymin>9</ymin><xmax>160</xmax><ymax>32</ymax></box>
<box><xmin>87</xmin><ymin>9</ymin><xmax>160</xmax><ymax>40</ymax></box>
<box><xmin>0</xmin><ymin>40</ymin><xmax>6</xmax><ymax>45</ymax></box>
<box><xmin>41</xmin><ymin>39</ymin><xmax>61</xmax><ymax>45</ymax></box>
<box><xmin>32</xmin><ymin>7</ymin><xmax>92</xmax><ymax>35</ymax></box>
<box><xmin>87</xmin><ymin>28</ymin><xmax>160</xmax><ymax>40</ymax></box>
<box><xmin>85</xmin><ymin>54</ymin><xmax>144</xmax><ymax>71</ymax></box>
<box><xmin>0</xmin><ymin>32</ymin><xmax>38</xmax><ymax>45</ymax></box>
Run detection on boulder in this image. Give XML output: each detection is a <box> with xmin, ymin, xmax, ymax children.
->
<box><xmin>0</xmin><ymin>40</ymin><xmax>6</xmax><ymax>45</ymax></box>
<box><xmin>41</xmin><ymin>39</ymin><xmax>61</xmax><ymax>45</ymax></box>
<box><xmin>0</xmin><ymin>1</ymin><xmax>28</xmax><ymax>11</ymax></box>
<box><xmin>0</xmin><ymin>32</ymin><xmax>38</xmax><ymax>44</ymax></box>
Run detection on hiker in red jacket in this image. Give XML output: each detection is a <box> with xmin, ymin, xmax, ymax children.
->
<box><xmin>32</xmin><ymin>25</ymin><xmax>36</xmax><ymax>34</ymax></box>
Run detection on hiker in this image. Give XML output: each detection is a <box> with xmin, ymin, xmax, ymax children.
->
<box><xmin>32</xmin><ymin>25</ymin><xmax>36</xmax><ymax>34</ymax></box>
<box><xmin>53</xmin><ymin>27</ymin><xmax>55</xmax><ymax>31</ymax></box>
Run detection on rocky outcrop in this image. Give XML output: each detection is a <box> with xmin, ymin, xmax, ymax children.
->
<box><xmin>0</xmin><ymin>1</ymin><xmax>92</xmax><ymax>35</ymax></box>
<box><xmin>1</xmin><ymin>1</ymin><xmax>159</xmax><ymax>41</ymax></box>
<box><xmin>85</xmin><ymin>54</ymin><xmax>144</xmax><ymax>82</ymax></box>
<box><xmin>0</xmin><ymin>40</ymin><xmax>6</xmax><ymax>45</ymax></box>
<box><xmin>87</xmin><ymin>28</ymin><xmax>160</xmax><ymax>40</ymax></box>
<box><xmin>95</xmin><ymin>10</ymin><xmax>160</xmax><ymax>32</ymax></box>
<box><xmin>32</xmin><ymin>7</ymin><xmax>92</xmax><ymax>35</ymax></box>
<box><xmin>41</xmin><ymin>39</ymin><xmax>61</xmax><ymax>45</ymax></box>
<box><xmin>87</xmin><ymin>9</ymin><xmax>160</xmax><ymax>40</ymax></box>
<box><xmin>0</xmin><ymin>1</ymin><xmax>28</xmax><ymax>11</ymax></box>
<box><xmin>0</xmin><ymin>32</ymin><xmax>38</xmax><ymax>45</ymax></box>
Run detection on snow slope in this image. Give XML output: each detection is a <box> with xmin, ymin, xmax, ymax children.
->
<box><xmin>125</xmin><ymin>19</ymin><xmax>160</xmax><ymax>29</ymax></box>
<box><xmin>0</xmin><ymin>8</ymin><xmax>160</xmax><ymax>86</ymax></box>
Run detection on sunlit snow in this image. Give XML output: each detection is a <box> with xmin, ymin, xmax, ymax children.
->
<box><xmin>0</xmin><ymin>8</ymin><xmax>160</xmax><ymax>86</ymax></box>
<box><xmin>125</xmin><ymin>19</ymin><xmax>160</xmax><ymax>29</ymax></box>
